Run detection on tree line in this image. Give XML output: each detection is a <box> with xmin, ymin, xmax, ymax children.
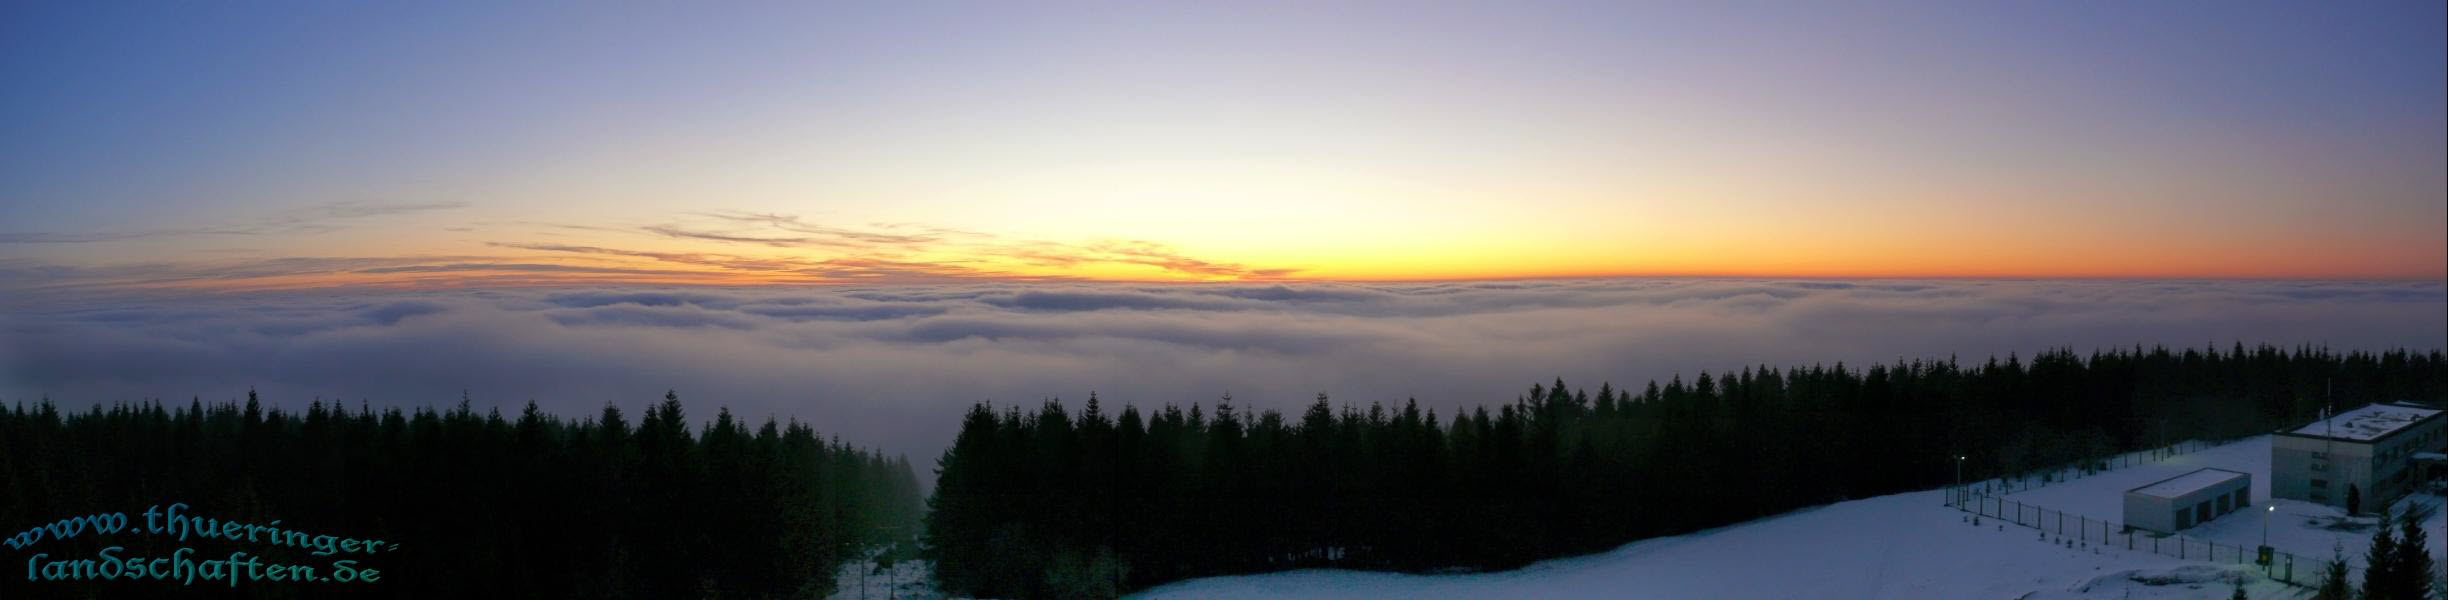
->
<box><xmin>0</xmin><ymin>390</ymin><xmax>923</xmax><ymax>599</ymax></box>
<box><xmin>2307</xmin><ymin>504</ymin><xmax>2436</xmax><ymax>600</ymax></box>
<box><xmin>925</xmin><ymin>344</ymin><xmax>2448</xmax><ymax>598</ymax></box>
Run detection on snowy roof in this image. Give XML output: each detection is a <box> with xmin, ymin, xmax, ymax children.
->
<box><xmin>2127</xmin><ymin>468</ymin><xmax>2248</xmax><ymax>499</ymax></box>
<box><xmin>2286</xmin><ymin>403</ymin><xmax>2441</xmax><ymax>442</ymax></box>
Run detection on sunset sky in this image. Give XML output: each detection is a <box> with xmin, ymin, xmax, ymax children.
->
<box><xmin>2</xmin><ymin>1</ymin><xmax>2444</xmax><ymax>468</ymax></box>
<box><xmin>4</xmin><ymin>1</ymin><xmax>2444</xmax><ymax>294</ymax></box>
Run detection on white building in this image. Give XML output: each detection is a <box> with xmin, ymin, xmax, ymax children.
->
<box><xmin>2270</xmin><ymin>402</ymin><xmax>2447</xmax><ymax>511</ymax></box>
<box><xmin>2124</xmin><ymin>467</ymin><xmax>2251</xmax><ymax>534</ymax></box>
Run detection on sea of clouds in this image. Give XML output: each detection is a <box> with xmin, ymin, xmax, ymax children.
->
<box><xmin>4</xmin><ymin>278</ymin><xmax>2442</xmax><ymax>465</ymax></box>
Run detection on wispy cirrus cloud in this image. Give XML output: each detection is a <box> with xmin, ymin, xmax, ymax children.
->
<box><xmin>629</xmin><ymin>212</ymin><xmax>1300</xmax><ymax>280</ymax></box>
<box><xmin>2</xmin><ymin>206</ymin><xmax>1304</xmax><ymax>296</ymax></box>
<box><xmin>692</xmin><ymin>211</ymin><xmax>949</xmax><ymax>246</ymax></box>
<box><xmin>633</xmin><ymin>211</ymin><xmax>954</xmax><ymax>250</ymax></box>
<box><xmin>999</xmin><ymin>240</ymin><xmax>1302</xmax><ymax>280</ymax></box>
<box><xmin>640</xmin><ymin>224</ymin><xmax>847</xmax><ymax>248</ymax></box>
<box><xmin>509</xmin><ymin>213</ymin><xmax>1300</xmax><ymax>281</ymax></box>
<box><xmin>1082</xmin><ymin>240</ymin><xmax>1302</xmax><ymax>279</ymax></box>
<box><xmin>486</xmin><ymin>240</ymin><xmax>1052</xmax><ymax>282</ymax></box>
<box><xmin>354</xmin><ymin>263</ymin><xmax>709</xmax><ymax>276</ymax></box>
<box><xmin>487</xmin><ymin>242</ymin><xmax>811</xmax><ymax>272</ymax></box>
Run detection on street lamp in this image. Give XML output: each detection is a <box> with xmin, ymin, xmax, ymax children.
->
<box><xmin>2259</xmin><ymin>504</ymin><xmax>2275</xmax><ymax>571</ymax></box>
<box><xmin>1954</xmin><ymin>455</ymin><xmax>1967</xmax><ymax>507</ymax></box>
<box><xmin>2263</xmin><ymin>505</ymin><xmax>2274</xmax><ymax>546</ymax></box>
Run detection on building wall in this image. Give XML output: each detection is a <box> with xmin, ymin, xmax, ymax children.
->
<box><xmin>2125</xmin><ymin>472</ymin><xmax>2250</xmax><ymax>535</ymax></box>
<box><xmin>2273</xmin><ymin>434</ymin><xmax>2371</xmax><ymax>508</ymax></box>
<box><xmin>2271</xmin><ymin>412</ymin><xmax>2448</xmax><ymax>511</ymax></box>
<box><xmin>2367</xmin><ymin>417</ymin><xmax>2446</xmax><ymax>504</ymax></box>
<box><xmin>2125</xmin><ymin>494</ymin><xmax>2174</xmax><ymax>532</ymax></box>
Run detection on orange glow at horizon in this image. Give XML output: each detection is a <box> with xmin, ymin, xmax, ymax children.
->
<box><xmin>24</xmin><ymin>220</ymin><xmax>2436</xmax><ymax>297</ymax></box>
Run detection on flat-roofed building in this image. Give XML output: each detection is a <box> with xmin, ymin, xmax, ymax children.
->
<box><xmin>2125</xmin><ymin>467</ymin><xmax>2251</xmax><ymax>534</ymax></box>
<box><xmin>2271</xmin><ymin>402</ymin><xmax>2447</xmax><ymax>511</ymax></box>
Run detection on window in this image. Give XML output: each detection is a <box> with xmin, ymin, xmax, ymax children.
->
<box><xmin>2312</xmin><ymin>478</ymin><xmax>2329</xmax><ymax>489</ymax></box>
<box><xmin>2233</xmin><ymin>489</ymin><xmax>2248</xmax><ymax>507</ymax></box>
<box><xmin>2313</xmin><ymin>462</ymin><xmax>2329</xmax><ymax>472</ymax></box>
<box><xmin>2196</xmin><ymin>503</ymin><xmax>2212</xmax><ymax>523</ymax></box>
<box><xmin>2217</xmin><ymin>495</ymin><xmax>2231</xmax><ymax>514</ymax></box>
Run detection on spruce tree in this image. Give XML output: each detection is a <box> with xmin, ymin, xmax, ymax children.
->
<box><xmin>2365</xmin><ymin>510</ymin><xmax>2401</xmax><ymax>600</ymax></box>
<box><xmin>2394</xmin><ymin>508</ymin><xmax>2434</xmax><ymax>600</ymax></box>
<box><xmin>2319</xmin><ymin>541</ymin><xmax>2356</xmax><ymax>600</ymax></box>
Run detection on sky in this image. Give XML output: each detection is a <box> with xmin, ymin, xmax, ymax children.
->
<box><xmin>1</xmin><ymin>3</ymin><xmax>2443</xmax><ymax>464</ymax></box>
<box><xmin>3</xmin><ymin>1</ymin><xmax>2443</xmax><ymax>290</ymax></box>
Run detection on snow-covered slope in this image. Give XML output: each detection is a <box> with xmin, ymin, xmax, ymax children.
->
<box><xmin>1996</xmin><ymin>434</ymin><xmax>2442</xmax><ymax>578</ymax></box>
<box><xmin>1135</xmin><ymin>438</ymin><xmax>2326</xmax><ymax>599</ymax></box>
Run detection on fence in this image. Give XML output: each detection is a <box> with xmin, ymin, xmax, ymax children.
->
<box><xmin>1948</xmin><ymin>439</ymin><xmax>2223</xmax><ymax>508</ymax></box>
<box><xmin>1949</xmin><ymin>491</ymin><xmax>2324</xmax><ymax>588</ymax></box>
<box><xmin>1939</xmin><ymin>437</ymin><xmax>2342</xmax><ymax>589</ymax></box>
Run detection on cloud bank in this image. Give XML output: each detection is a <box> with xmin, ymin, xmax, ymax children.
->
<box><xmin>3</xmin><ymin>279</ymin><xmax>2441</xmax><ymax>467</ymax></box>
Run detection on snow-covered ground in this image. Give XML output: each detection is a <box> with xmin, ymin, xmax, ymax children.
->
<box><xmin>829</xmin><ymin>552</ymin><xmax>951</xmax><ymax>600</ymax></box>
<box><xmin>1133</xmin><ymin>487</ymin><xmax>2290</xmax><ymax>599</ymax></box>
<box><xmin>861</xmin><ymin>435</ymin><xmax>2422</xmax><ymax>598</ymax></box>
<box><xmin>1997</xmin><ymin>434</ymin><xmax>2445</xmax><ymax>578</ymax></box>
<box><xmin>1134</xmin><ymin>436</ymin><xmax>2359</xmax><ymax>599</ymax></box>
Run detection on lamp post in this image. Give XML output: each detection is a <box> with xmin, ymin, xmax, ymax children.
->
<box><xmin>2260</xmin><ymin>504</ymin><xmax>2275</xmax><ymax>571</ymax></box>
<box><xmin>2263</xmin><ymin>505</ymin><xmax>2273</xmax><ymax>546</ymax></box>
<box><xmin>1954</xmin><ymin>455</ymin><xmax>1966</xmax><ymax>507</ymax></box>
